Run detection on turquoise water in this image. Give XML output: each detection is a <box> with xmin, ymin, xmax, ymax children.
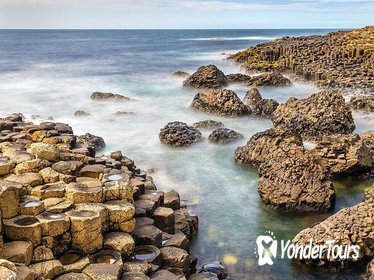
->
<box><xmin>0</xmin><ymin>29</ymin><xmax>372</xmax><ymax>279</ymax></box>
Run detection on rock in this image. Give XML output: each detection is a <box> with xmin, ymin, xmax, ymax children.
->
<box><xmin>37</xmin><ymin>212</ymin><xmax>70</xmax><ymax>237</ymax></box>
<box><xmin>5</xmin><ymin>172</ymin><xmax>43</xmax><ymax>188</ymax></box>
<box><xmin>123</xmin><ymin>261</ymin><xmax>151</xmax><ymax>274</ymax></box>
<box><xmin>248</xmin><ymin>72</ymin><xmax>292</xmax><ymax>87</ymax></box>
<box><xmin>0</xmin><ymin>266</ymin><xmax>17</xmax><ymax>280</ymax></box>
<box><xmin>83</xmin><ymin>263</ymin><xmax>122</xmax><ymax>280</ymax></box>
<box><xmin>159</xmin><ymin>122</ymin><xmax>202</xmax><ymax>147</ymax></box>
<box><xmin>19</xmin><ymin>199</ymin><xmax>44</xmax><ymax>216</ymax></box>
<box><xmin>243</xmin><ymin>88</ymin><xmax>278</xmax><ymax>117</ymax></box>
<box><xmin>14</xmin><ymin>159</ymin><xmax>51</xmax><ymax>175</ymax></box>
<box><xmin>30</xmin><ymin>260</ymin><xmax>64</xmax><ymax>279</ymax></box>
<box><xmin>29</xmin><ymin>143</ymin><xmax>60</xmax><ymax>161</ymax></box>
<box><xmin>172</xmin><ymin>71</ymin><xmax>190</xmax><ymax>78</ymax></box>
<box><xmin>310</xmin><ymin>134</ymin><xmax>373</xmax><ymax>175</ymax></box>
<box><xmin>103</xmin><ymin>232</ymin><xmax>135</xmax><ymax>256</ymax></box>
<box><xmin>272</xmin><ymin>90</ymin><xmax>355</xmax><ymax>138</ymax></box>
<box><xmin>191</xmin><ymin>89</ymin><xmax>249</xmax><ymax>116</ymax></box>
<box><xmin>90</xmin><ymin>92</ymin><xmax>130</xmax><ymax>102</ymax></box>
<box><xmin>52</xmin><ymin>161</ymin><xmax>84</xmax><ymax>176</ymax></box>
<box><xmin>362</xmin><ymin>258</ymin><xmax>374</xmax><ymax>280</ymax></box>
<box><xmin>56</xmin><ymin>272</ymin><xmax>91</xmax><ymax>280</ymax></box>
<box><xmin>15</xmin><ymin>265</ymin><xmax>37</xmax><ymax>280</ymax></box>
<box><xmin>79</xmin><ymin>164</ymin><xmax>106</xmax><ymax>179</ymax></box>
<box><xmin>163</xmin><ymin>232</ymin><xmax>189</xmax><ymax>251</ymax></box>
<box><xmin>133</xmin><ymin>225</ymin><xmax>162</xmax><ymax>247</ymax></box>
<box><xmin>65</xmin><ymin>183</ymin><xmax>103</xmax><ymax>204</ymax></box>
<box><xmin>3</xmin><ymin>216</ymin><xmax>42</xmax><ymax>247</ymax></box>
<box><xmin>76</xmin><ymin>133</ymin><xmax>106</xmax><ymax>150</ymax></box>
<box><xmin>59</xmin><ymin>251</ymin><xmax>90</xmax><ymax>273</ymax></box>
<box><xmin>160</xmin><ymin>246</ymin><xmax>190</xmax><ymax>271</ymax></box>
<box><xmin>292</xmin><ymin>187</ymin><xmax>374</xmax><ymax>269</ymax></box>
<box><xmin>163</xmin><ymin>190</ymin><xmax>180</xmax><ymax>210</ymax></box>
<box><xmin>242</xmin><ymin>88</ymin><xmax>262</xmax><ymax>106</ymax></box>
<box><xmin>183</xmin><ymin>65</ymin><xmax>228</xmax><ymax>89</ymax></box>
<box><xmin>113</xmin><ymin>111</ymin><xmax>135</xmax><ymax>116</ymax></box>
<box><xmin>198</xmin><ymin>261</ymin><xmax>228</xmax><ymax>279</ymax></box>
<box><xmin>110</xmin><ymin>151</ymin><xmax>123</xmax><ymax>161</ymax></box>
<box><xmin>32</xmin><ymin>246</ymin><xmax>54</xmax><ymax>263</ymax></box>
<box><xmin>208</xmin><ymin>128</ymin><xmax>243</xmax><ymax>144</ymax></box>
<box><xmin>349</xmin><ymin>95</ymin><xmax>374</xmax><ymax>112</ymax></box>
<box><xmin>0</xmin><ymin>181</ymin><xmax>22</xmax><ymax>218</ymax></box>
<box><xmin>134</xmin><ymin>245</ymin><xmax>162</xmax><ymax>266</ymax></box>
<box><xmin>150</xmin><ymin>270</ymin><xmax>179</xmax><ymax>280</ymax></box>
<box><xmin>3</xmin><ymin>241</ymin><xmax>33</xmax><ymax>266</ymax></box>
<box><xmin>152</xmin><ymin>207</ymin><xmax>174</xmax><ymax>233</ymax></box>
<box><xmin>192</xmin><ymin>120</ymin><xmax>224</xmax><ymax>129</ymax></box>
<box><xmin>226</xmin><ymin>73</ymin><xmax>251</xmax><ymax>83</ymax></box>
<box><xmin>122</xmin><ymin>272</ymin><xmax>150</xmax><ymax>280</ymax></box>
<box><xmin>74</xmin><ymin>111</ymin><xmax>91</xmax><ymax>117</ymax></box>
<box><xmin>189</xmin><ymin>273</ymin><xmax>219</xmax><ymax>280</ymax></box>
<box><xmin>39</xmin><ymin>167</ymin><xmax>60</xmax><ymax>183</ymax></box>
<box><xmin>0</xmin><ymin>159</ymin><xmax>15</xmax><ymax>176</ymax></box>
<box><xmin>234</xmin><ymin>128</ymin><xmax>303</xmax><ymax>168</ymax></box>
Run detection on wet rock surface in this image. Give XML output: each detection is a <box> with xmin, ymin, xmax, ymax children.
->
<box><xmin>183</xmin><ymin>65</ymin><xmax>228</xmax><ymax>89</ymax></box>
<box><xmin>0</xmin><ymin>113</ymin><xmax>205</xmax><ymax>280</ymax></box>
<box><xmin>349</xmin><ymin>95</ymin><xmax>374</xmax><ymax>112</ymax></box>
<box><xmin>208</xmin><ymin>128</ymin><xmax>243</xmax><ymax>144</ymax></box>
<box><xmin>191</xmin><ymin>89</ymin><xmax>249</xmax><ymax>116</ymax></box>
<box><xmin>159</xmin><ymin>121</ymin><xmax>203</xmax><ymax>147</ymax></box>
<box><xmin>272</xmin><ymin>90</ymin><xmax>355</xmax><ymax>139</ymax></box>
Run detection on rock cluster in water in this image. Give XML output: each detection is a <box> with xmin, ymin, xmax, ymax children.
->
<box><xmin>159</xmin><ymin>122</ymin><xmax>203</xmax><ymax>147</ymax></box>
<box><xmin>183</xmin><ymin>65</ymin><xmax>228</xmax><ymax>89</ymax></box>
<box><xmin>0</xmin><ymin>113</ymin><xmax>223</xmax><ymax>280</ymax></box>
<box><xmin>243</xmin><ymin>88</ymin><xmax>279</xmax><ymax>117</ymax></box>
<box><xmin>228</xmin><ymin>26</ymin><xmax>374</xmax><ymax>92</ymax></box>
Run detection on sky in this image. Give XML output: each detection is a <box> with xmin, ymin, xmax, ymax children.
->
<box><xmin>0</xmin><ymin>0</ymin><xmax>373</xmax><ymax>29</ymax></box>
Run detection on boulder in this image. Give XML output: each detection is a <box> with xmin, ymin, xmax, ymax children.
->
<box><xmin>272</xmin><ymin>90</ymin><xmax>355</xmax><ymax>138</ymax></box>
<box><xmin>243</xmin><ymin>88</ymin><xmax>278</xmax><ymax>117</ymax></box>
<box><xmin>191</xmin><ymin>89</ymin><xmax>249</xmax><ymax>116</ymax></box>
<box><xmin>183</xmin><ymin>65</ymin><xmax>228</xmax><ymax>89</ymax></box>
<box><xmin>292</xmin><ymin>187</ymin><xmax>374</xmax><ymax>269</ymax></box>
<box><xmin>90</xmin><ymin>92</ymin><xmax>130</xmax><ymax>102</ymax></box>
<box><xmin>192</xmin><ymin>120</ymin><xmax>224</xmax><ymax>129</ymax></box>
<box><xmin>159</xmin><ymin>122</ymin><xmax>202</xmax><ymax>147</ymax></box>
<box><xmin>29</xmin><ymin>143</ymin><xmax>60</xmax><ymax>161</ymax></box>
<box><xmin>248</xmin><ymin>72</ymin><xmax>292</xmax><ymax>87</ymax></box>
<box><xmin>74</xmin><ymin>111</ymin><xmax>91</xmax><ymax>117</ymax></box>
<box><xmin>76</xmin><ymin>133</ymin><xmax>106</xmax><ymax>150</ymax></box>
<box><xmin>208</xmin><ymin>128</ymin><xmax>243</xmax><ymax>144</ymax></box>
<box><xmin>226</xmin><ymin>73</ymin><xmax>251</xmax><ymax>83</ymax></box>
<box><xmin>242</xmin><ymin>88</ymin><xmax>262</xmax><ymax>106</ymax></box>
<box><xmin>310</xmin><ymin>134</ymin><xmax>373</xmax><ymax>175</ymax></box>
<box><xmin>349</xmin><ymin>95</ymin><xmax>374</xmax><ymax>112</ymax></box>
<box><xmin>160</xmin><ymin>246</ymin><xmax>190</xmax><ymax>271</ymax></box>
<box><xmin>172</xmin><ymin>71</ymin><xmax>190</xmax><ymax>78</ymax></box>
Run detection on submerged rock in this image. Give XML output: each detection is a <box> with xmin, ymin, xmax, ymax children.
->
<box><xmin>226</xmin><ymin>73</ymin><xmax>251</xmax><ymax>84</ymax></box>
<box><xmin>193</xmin><ymin>120</ymin><xmax>224</xmax><ymax>129</ymax></box>
<box><xmin>183</xmin><ymin>65</ymin><xmax>228</xmax><ymax>89</ymax></box>
<box><xmin>248</xmin><ymin>72</ymin><xmax>292</xmax><ymax>87</ymax></box>
<box><xmin>90</xmin><ymin>92</ymin><xmax>130</xmax><ymax>102</ymax></box>
<box><xmin>272</xmin><ymin>90</ymin><xmax>355</xmax><ymax>139</ymax></box>
<box><xmin>74</xmin><ymin>111</ymin><xmax>91</xmax><ymax>117</ymax></box>
<box><xmin>159</xmin><ymin>122</ymin><xmax>202</xmax><ymax>147</ymax></box>
<box><xmin>172</xmin><ymin>71</ymin><xmax>190</xmax><ymax>78</ymax></box>
<box><xmin>243</xmin><ymin>88</ymin><xmax>278</xmax><ymax>117</ymax></box>
<box><xmin>208</xmin><ymin>128</ymin><xmax>243</xmax><ymax>144</ymax></box>
<box><xmin>191</xmin><ymin>89</ymin><xmax>249</xmax><ymax>117</ymax></box>
<box><xmin>292</xmin><ymin>187</ymin><xmax>374</xmax><ymax>270</ymax></box>
<box><xmin>349</xmin><ymin>95</ymin><xmax>374</xmax><ymax>112</ymax></box>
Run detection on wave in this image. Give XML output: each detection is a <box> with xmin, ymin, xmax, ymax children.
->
<box><xmin>181</xmin><ymin>36</ymin><xmax>276</xmax><ymax>41</ymax></box>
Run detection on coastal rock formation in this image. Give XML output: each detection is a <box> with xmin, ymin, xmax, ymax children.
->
<box><xmin>229</xmin><ymin>26</ymin><xmax>374</xmax><ymax>91</ymax></box>
<box><xmin>0</xmin><ymin>113</ymin><xmax>204</xmax><ymax>279</ymax></box>
<box><xmin>235</xmin><ymin>128</ymin><xmax>334</xmax><ymax>212</ymax></box>
<box><xmin>183</xmin><ymin>65</ymin><xmax>228</xmax><ymax>89</ymax></box>
<box><xmin>349</xmin><ymin>95</ymin><xmax>374</xmax><ymax>112</ymax></box>
<box><xmin>74</xmin><ymin>111</ymin><xmax>91</xmax><ymax>117</ymax></box>
<box><xmin>363</xmin><ymin>259</ymin><xmax>374</xmax><ymax>280</ymax></box>
<box><xmin>272</xmin><ymin>90</ymin><xmax>355</xmax><ymax>138</ymax></box>
<box><xmin>90</xmin><ymin>92</ymin><xmax>130</xmax><ymax>102</ymax></box>
<box><xmin>243</xmin><ymin>88</ymin><xmax>279</xmax><ymax>117</ymax></box>
<box><xmin>193</xmin><ymin>120</ymin><xmax>224</xmax><ymax>129</ymax></box>
<box><xmin>159</xmin><ymin>121</ymin><xmax>202</xmax><ymax>147</ymax></box>
<box><xmin>226</xmin><ymin>73</ymin><xmax>251</xmax><ymax>84</ymax></box>
<box><xmin>76</xmin><ymin>133</ymin><xmax>106</xmax><ymax>151</ymax></box>
<box><xmin>248</xmin><ymin>72</ymin><xmax>292</xmax><ymax>87</ymax></box>
<box><xmin>208</xmin><ymin>128</ymin><xmax>243</xmax><ymax>144</ymax></box>
<box><xmin>172</xmin><ymin>71</ymin><xmax>190</xmax><ymax>78</ymax></box>
<box><xmin>191</xmin><ymin>89</ymin><xmax>249</xmax><ymax>116</ymax></box>
<box><xmin>292</xmin><ymin>187</ymin><xmax>374</xmax><ymax>270</ymax></box>
<box><xmin>310</xmin><ymin>134</ymin><xmax>373</xmax><ymax>175</ymax></box>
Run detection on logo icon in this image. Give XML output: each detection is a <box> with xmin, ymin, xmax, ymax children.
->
<box><xmin>256</xmin><ymin>231</ymin><xmax>277</xmax><ymax>266</ymax></box>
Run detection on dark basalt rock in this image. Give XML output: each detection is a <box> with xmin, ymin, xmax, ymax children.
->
<box><xmin>243</xmin><ymin>88</ymin><xmax>278</xmax><ymax>117</ymax></box>
<box><xmin>159</xmin><ymin>122</ymin><xmax>203</xmax><ymax>147</ymax></box>
<box><xmin>172</xmin><ymin>71</ymin><xmax>190</xmax><ymax>78</ymax></box>
<box><xmin>208</xmin><ymin>128</ymin><xmax>243</xmax><ymax>144</ymax></box>
<box><xmin>248</xmin><ymin>72</ymin><xmax>292</xmax><ymax>87</ymax></box>
<box><xmin>183</xmin><ymin>65</ymin><xmax>228</xmax><ymax>89</ymax></box>
<box><xmin>349</xmin><ymin>95</ymin><xmax>374</xmax><ymax>112</ymax></box>
<box><xmin>192</xmin><ymin>120</ymin><xmax>224</xmax><ymax>129</ymax></box>
<box><xmin>191</xmin><ymin>89</ymin><xmax>249</xmax><ymax>117</ymax></box>
<box><xmin>226</xmin><ymin>73</ymin><xmax>251</xmax><ymax>84</ymax></box>
<box><xmin>90</xmin><ymin>92</ymin><xmax>130</xmax><ymax>102</ymax></box>
<box><xmin>76</xmin><ymin>133</ymin><xmax>106</xmax><ymax>150</ymax></box>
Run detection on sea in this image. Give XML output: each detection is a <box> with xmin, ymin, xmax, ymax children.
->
<box><xmin>0</xmin><ymin>29</ymin><xmax>372</xmax><ymax>279</ymax></box>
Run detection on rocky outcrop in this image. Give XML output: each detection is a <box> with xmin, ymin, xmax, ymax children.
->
<box><xmin>228</xmin><ymin>26</ymin><xmax>374</xmax><ymax>91</ymax></box>
<box><xmin>292</xmin><ymin>187</ymin><xmax>374</xmax><ymax>270</ymax></box>
<box><xmin>310</xmin><ymin>134</ymin><xmax>373</xmax><ymax>175</ymax></box>
<box><xmin>193</xmin><ymin>120</ymin><xmax>224</xmax><ymax>129</ymax></box>
<box><xmin>191</xmin><ymin>89</ymin><xmax>249</xmax><ymax>117</ymax></box>
<box><xmin>248</xmin><ymin>72</ymin><xmax>292</xmax><ymax>87</ymax></box>
<box><xmin>183</xmin><ymin>65</ymin><xmax>228</xmax><ymax>89</ymax></box>
<box><xmin>226</xmin><ymin>73</ymin><xmax>251</xmax><ymax>84</ymax></box>
<box><xmin>243</xmin><ymin>88</ymin><xmax>279</xmax><ymax>117</ymax></box>
<box><xmin>208</xmin><ymin>128</ymin><xmax>243</xmax><ymax>144</ymax></box>
<box><xmin>272</xmin><ymin>90</ymin><xmax>355</xmax><ymax>139</ymax></box>
<box><xmin>235</xmin><ymin>128</ymin><xmax>334</xmax><ymax>212</ymax></box>
<box><xmin>349</xmin><ymin>95</ymin><xmax>374</xmax><ymax>112</ymax></box>
<box><xmin>76</xmin><ymin>133</ymin><xmax>106</xmax><ymax>151</ymax></box>
<box><xmin>172</xmin><ymin>71</ymin><xmax>190</xmax><ymax>78</ymax></box>
<box><xmin>159</xmin><ymin>122</ymin><xmax>202</xmax><ymax>147</ymax></box>
<box><xmin>90</xmin><ymin>92</ymin><xmax>130</xmax><ymax>102</ymax></box>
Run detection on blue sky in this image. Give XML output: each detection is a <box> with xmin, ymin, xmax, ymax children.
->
<box><xmin>0</xmin><ymin>0</ymin><xmax>373</xmax><ymax>29</ymax></box>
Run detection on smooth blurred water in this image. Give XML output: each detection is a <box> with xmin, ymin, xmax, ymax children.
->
<box><xmin>0</xmin><ymin>29</ymin><xmax>372</xmax><ymax>280</ymax></box>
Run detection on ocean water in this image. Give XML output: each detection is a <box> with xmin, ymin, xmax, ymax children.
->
<box><xmin>0</xmin><ymin>29</ymin><xmax>372</xmax><ymax>280</ymax></box>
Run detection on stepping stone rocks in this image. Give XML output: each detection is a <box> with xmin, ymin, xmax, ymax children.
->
<box><xmin>83</xmin><ymin>263</ymin><xmax>122</xmax><ymax>280</ymax></box>
<box><xmin>3</xmin><ymin>216</ymin><xmax>42</xmax><ymax>247</ymax></box>
<box><xmin>104</xmin><ymin>232</ymin><xmax>135</xmax><ymax>256</ymax></box>
<box><xmin>29</xmin><ymin>143</ymin><xmax>60</xmax><ymax>161</ymax></box>
<box><xmin>3</xmin><ymin>241</ymin><xmax>33</xmax><ymax>266</ymax></box>
<box><xmin>133</xmin><ymin>225</ymin><xmax>162</xmax><ymax>247</ymax></box>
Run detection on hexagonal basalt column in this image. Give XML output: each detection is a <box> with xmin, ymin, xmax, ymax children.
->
<box><xmin>0</xmin><ymin>181</ymin><xmax>22</xmax><ymax>219</ymax></box>
<box><xmin>3</xmin><ymin>215</ymin><xmax>42</xmax><ymax>247</ymax></box>
<box><xmin>37</xmin><ymin>212</ymin><xmax>70</xmax><ymax>237</ymax></box>
<box><xmin>103</xmin><ymin>180</ymin><xmax>134</xmax><ymax>202</ymax></box>
<box><xmin>68</xmin><ymin>210</ymin><xmax>103</xmax><ymax>254</ymax></box>
<box><xmin>74</xmin><ymin>203</ymin><xmax>109</xmax><ymax>233</ymax></box>
<box><xmin>59</xmin><ymin>250</ymin><xmax>90</xmax><ymax>273</ymax></box>
<box><xmin>89</xmin><ymin>249</ymin><xmax>123</xmax><ymax>267</ymax></box>
<box><xmin>65</xmin><ymin>183</ymin><xmax>103</xmax><ymax>204</ymax></box>
<box><xmin>20</xmin><ymin>199</ymin><xmax>45</xmax><ymax>216</ymax></box>
<box><xmin>104</xmin><ymin>200</ymin><xmax>135</xmax><ymax>232</ymax></box>
<box><xmin>0</xmin><ymin>158</ymin><xmax>15</xmax><ymax>176</ymax></box>
<box><xmin>31</xmin><ymin>182</ymin><xmax>67</xmax><ymax>199</ymax></box>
